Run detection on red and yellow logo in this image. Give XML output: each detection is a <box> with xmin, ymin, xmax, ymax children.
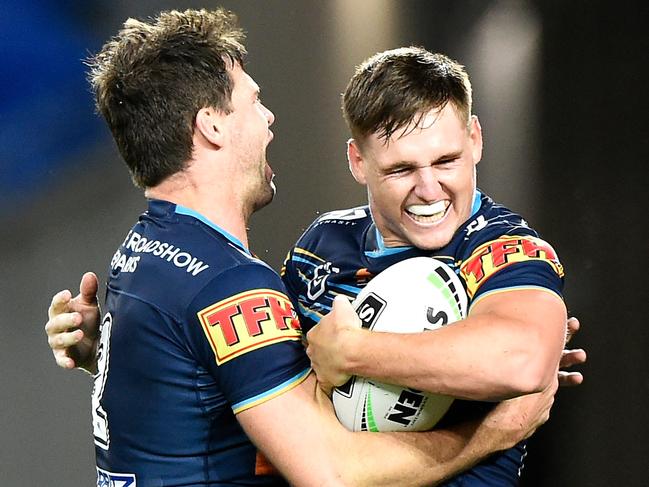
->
<box><xmin>198</xmin><ymin>289</ymin><xmax>302</xmax><ymax>365</ymax></box>
<box><xmin>460</xmin><ymin>236</ymin><xmax>564</xmax><ymax>298</ymax></box>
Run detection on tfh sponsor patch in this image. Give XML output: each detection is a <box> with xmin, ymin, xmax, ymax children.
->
<box><xmin>198</xmin><ymin>289</ymin><xmax>302</xmax><ymax>365</ymax></box>
<box><xmin>460</xmin><ymin>235</ymin><xmax>564</xmax><ymax>298</ymax></box>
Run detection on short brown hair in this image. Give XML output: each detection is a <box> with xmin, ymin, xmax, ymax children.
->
<box><xmin>342</xmin><ymin>47</ymin><xmax>472</xmax><ymax>144</ymax></box>
<box><xmin>87</xmin><ymin>9</ymin><xmax>246</xmax><ymax>188</ymax></box>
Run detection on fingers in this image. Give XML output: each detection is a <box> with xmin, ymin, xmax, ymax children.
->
<box><xmin>79</xmin><ymin>272</ymin><xmax>99</xmax><ymax>305</ymax></box>
<box><xmin>565</xmin><ymin>316</ymin><xmax>580</xmax><ymax>344</ymax></box>
<box><xmin>49</xmin><ymin>326</ymin><xmax>83</xmax><ymax>348</ymax></box>
<box><xmin>48</xmin><ymin>289</ymin><xmax>72</xmax><ymax>320</ymax></box>
<box><xmin>45</xmin><ymin>309</ymin><xmax>81</xmax><ymax>335</ymax></box>
<box><xmin>560</xmin><ymin>348</ymin><xmax>587</xmax><ymax>369</ymax></box>
<box><xmin>53</xmin><ymin>350</ymin><xmax>77</xmax><ymax>369</ymax></box>
<box><xmin>46</xmin><ymin>317</ymin><xmax>84</xmax><ymax>370</ymax></box>
<box><xmin>333</xmin><ymin>294</ymin><xmax>351</xmax><ymax>305</ymax></box>
<box><xmin>331</xmin><ymin>294</ymin><xmax>354</xmax><ymax>315</ymax></box>
<box><xmin>558</xmin><ymin>348</ymin><xmax>586</xmax><ymax>387</ymax></box>
<box><xmin>558</xmin><ymin>371</ymin><xmax>584</xmax><ymax>387</ymax></box>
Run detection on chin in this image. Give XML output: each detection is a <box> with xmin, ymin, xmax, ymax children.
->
<box><xmin>252</xmin><ymin>186</ymin><xmax>275</xmax><ymax>212</ymax></box>
<box><xmin>409</xmin><ymin>233</ymin><xmax>453</xmax><ymax>251</ymax></box>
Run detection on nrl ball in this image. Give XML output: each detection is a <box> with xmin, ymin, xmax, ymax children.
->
<box><xmin>332</xmin><ymin>257</ymin><xmax>468</xmax><ymax>432</ymax></box>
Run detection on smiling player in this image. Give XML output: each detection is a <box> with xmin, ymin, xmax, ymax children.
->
<box><xmin>282</xmin><ymin>47</ymin><xmax>576</xmax><ymax>486</ymax></box>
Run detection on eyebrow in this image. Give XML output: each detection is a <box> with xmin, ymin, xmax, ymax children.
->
<box><xmin>385</xmin><ymin>149</ymin><xmax>463</xmax><ymax>169</ymax></box>
<box><xmin>434</xmin><ymin>149</ymin><xmax>463</xmax><ymax>162</ymax></box>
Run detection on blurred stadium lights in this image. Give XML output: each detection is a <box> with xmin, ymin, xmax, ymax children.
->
<box><xmin>464</xmin><ymin>0</ymin><xmax>542</xmax><ymax>218</ymax></box>
<box><xmin>328</xmin><ymin>0</ymin><xmax>402</xmax><ymax>77</ymax></box>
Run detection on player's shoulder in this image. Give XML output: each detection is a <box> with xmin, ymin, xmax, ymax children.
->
<box><xmin>459</xmin><ymin>192</ymin><xmax>541</xmax><ymax>251</ymax></box>
<box><xmin>109</xmin><ymin>200</ymin><xmax>283</xmax><ymax>308</ymax></box>
<box><xmin>284</xmin><ymin>205</ymin><xmax>371</xmax><ymax>273</ymax></box>
<box><xmin>296</xmin><ymin>205</ymin><xmax>372</xmax><ymax>246</ymax></box>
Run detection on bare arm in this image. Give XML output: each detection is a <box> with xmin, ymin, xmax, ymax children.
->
<box><xmin>237</xmin><ymin>372</ymin><xmax>557</xmax><ymax>486</ymax></box>
<box><xmin>307</xmin><ymin>290</ymin><xmax>567</xmax><ymax>401</ymax></box>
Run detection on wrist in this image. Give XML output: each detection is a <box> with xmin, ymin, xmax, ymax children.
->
<box><xmin>341</xmin><ymin>327</ymin><xmax>369</xmax><ymax>376</ymax></box>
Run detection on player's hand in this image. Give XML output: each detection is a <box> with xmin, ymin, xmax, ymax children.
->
<box><xmin>45</xmin><ymin>272</ymin><xmax>101</xmax><ymax>374</ymax></box>
<box><xmin>558</xmin><ymin>316</ymin><xmax>587</xmax><ymax>387</ymax></box>
<box><xmin>306</xmin><ymin>295</ymin><xmax>360</xmax><ymax>394</ymax></box>
<box><xmin>484</xmin><ymin>376</ymin><xmax>558</xmax><ymax>449</ymax></box>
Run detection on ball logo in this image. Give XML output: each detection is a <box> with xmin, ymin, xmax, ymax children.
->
<box><xmin>336</xmin><ymin>376</ymin><xmax>356</xmax><ymax>398</ymax></box>
<box><xmin>354</xmin><ymin>293</ymin><xmax>386</xmax><ymax>330</ymax></box>
<box><xmin>386</xmin><ymin>389</ymin><xmax>427</xmax><ymax>427</ymax></box>
<box><xmin>426</xmin><ymin>307</ymin><xmax>449</xmax><ymax>328</ymax></box>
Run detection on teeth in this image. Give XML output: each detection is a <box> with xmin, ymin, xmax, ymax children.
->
<box><xmin>407</xmin><ymin>201</ymin><xmax>448</xmax><ymax>216</ymax></box>
<box><xmin>406</xmin><ymin>201</ymin><xmax>449</xmax><ymax>223</ymax></box>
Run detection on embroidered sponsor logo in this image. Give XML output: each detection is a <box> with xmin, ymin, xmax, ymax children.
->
<box><xmin>96</xmin><ymin>467</ymin><xmax>136</xmax><ymax>487</ymax></box>
<box><xmin>460</xmin><ymin>236</ymin><xmax>564</xmax><ymax>298</ymax></box>
<box><xmin>198</xmin><ymin>289</ymin><xmax>302</xmax><ymax>365</ymax></box>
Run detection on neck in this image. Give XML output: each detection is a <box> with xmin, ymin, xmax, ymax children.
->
<box><xmin>145</xmin><ymin>169</ymin><xmax>250</xmax><ymax>250</ymax></box>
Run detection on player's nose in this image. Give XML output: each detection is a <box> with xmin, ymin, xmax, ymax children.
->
<box><xmin>262</xmin><ymin>103</ymin><xmax>275</xmax><ymax>126</ymax></box>
<box><xmin>413</xmin><ymin>167</ymin><xmax>441</xmax><ymax>201</ymax></box>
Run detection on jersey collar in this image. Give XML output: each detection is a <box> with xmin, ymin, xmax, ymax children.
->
<box><xmin>364</xmin><ymin>189</ymin><xmax>483</xmax><ymax>259</ymax></box>
<box><xmin>146</xmin><ymin>199</ymin><xmax>251</xmax><ymax>256</ymax></box>
<box><xmin>174</xmin><ymin>204</ymin><xmax>251</xmax><ymax>255</ymax></box>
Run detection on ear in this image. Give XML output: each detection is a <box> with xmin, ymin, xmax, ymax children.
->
<box><xmin>468</xmin><ymin>115</ymin><xmax>483</xmax><ymax>166</ymax></box>
<box><xmin>195</xmin><ymin>107</ymin><xmax>226</xmax><ymax>148</ymax></box>
<box><xmin>347</xmin><ymin>139</ymin><xmax>367</xmax><ymax>185</ymax></box>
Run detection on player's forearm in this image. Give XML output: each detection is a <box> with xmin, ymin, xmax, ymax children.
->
<box><xmin>333</xmin><ymin>415</ymin><xmax>518</xmax><ymax>487</ymax></box>
<box><xmin>332</xmin><ymin>377</ymin><xmax>558</xmax><ymax>486</ymax></box>
<box><xmin>344</xmin><ymin>313</ymin><xmax>562</xmax><ymax>401</ymax></box>
<box><xmin>304</xmin><ymin>381</ymin><xmax>498</xmax><ymax>486</ymax></box>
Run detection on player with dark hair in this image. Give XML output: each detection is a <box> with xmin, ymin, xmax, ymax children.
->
<box><xmin>283</xmin><ymin>47</ymin><xmax>585</xmax><ymax>486</ymax></box>
<box><xmin>45</xmin><ymin>10</ymin><xmax>561</xmax><ymax>487</ymax></box>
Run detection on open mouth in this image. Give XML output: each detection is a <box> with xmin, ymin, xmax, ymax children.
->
<box><xmin>405</xmin><ymin>200</ymin><xmax>450</xmax><ymax>224</ymax></box>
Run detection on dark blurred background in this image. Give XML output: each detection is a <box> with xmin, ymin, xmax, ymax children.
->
<box><xmin>1</xmin><ymin>0</ymin><xmax>647</xmax><ymax>485</ymax></box>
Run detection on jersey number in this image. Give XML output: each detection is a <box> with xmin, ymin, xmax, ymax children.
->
<box><xmin>92</xmin><ymin>312</ymin><xmax>113</xmax><ymax>450</ymax></box>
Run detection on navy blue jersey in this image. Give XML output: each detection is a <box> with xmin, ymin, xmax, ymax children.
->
<box><xmin>93</xmin><ymin>199</ymin><xmax>310</xmax><ymax>487</ymax></box>
<box><xmin>281</xmin><ymin>190</ymin><xmax>564</xmax><ymax>486</ymax></box>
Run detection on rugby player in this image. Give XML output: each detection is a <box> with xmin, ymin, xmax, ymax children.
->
<box><xmin>44</xmin><ymin>9</ymin><xmax>561</xmax><ymax>487</ymax></box>
<box><xmin>284</xmin><ymin>47</ymin><xmax>586</xmax><ymax>485</ymax></box>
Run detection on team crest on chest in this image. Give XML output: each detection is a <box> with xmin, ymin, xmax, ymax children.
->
<box><xmin>307</xmin><ymin>261</ymin><xmax>340</xmax><ymax>300</ymax></box>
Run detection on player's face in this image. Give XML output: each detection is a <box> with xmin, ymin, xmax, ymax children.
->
<box><xmin>348</xmin><ymin>104</ymin><xmax>483</xmax><ymax>250</ymax></box>
<box><xmin>226</xmin><ymin>64</ymin><xmax>276</xmax><ymax>213</ymax></box>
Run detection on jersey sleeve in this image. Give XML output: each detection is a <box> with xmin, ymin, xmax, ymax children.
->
<box><xmin>186</xmin><ymin>262</ymin><xmax>311</xmax><ymax>414</ymax></box>
<box><xmin>459</xmin><ymin>234</ymin><xmax>565</xmax><ymax>306</ymax></box>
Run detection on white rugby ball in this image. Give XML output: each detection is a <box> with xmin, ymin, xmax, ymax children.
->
<box><xmin>332</xmin><ymin>257</ymin><xmax>468</xmax><ymax>432</ymax></box>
